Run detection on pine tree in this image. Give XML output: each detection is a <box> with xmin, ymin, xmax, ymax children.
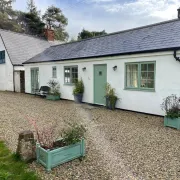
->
<box><xmin>42</xmin><ymin>6</ymin><xmax>69</xmax><ymax>41</ymax></box>
<box><xmin>27</xmin><ymin>0</ymin><xmax>36</xmax><ymax>14</ymax></box>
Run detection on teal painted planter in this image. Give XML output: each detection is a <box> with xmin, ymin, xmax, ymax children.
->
<box><xmin>164</xmin><ymin>117</ymin><xmax>180</xmax><ymax>130</ymax></box>
<box><xmin>36</xmin><ymin>139</ymin><xmax>85</xmax><ymax>171</ymax></box>
<box><xmin>46</xmin><ymin>94</ymin><xmax>60</xmax><ymax>101</ymax></box>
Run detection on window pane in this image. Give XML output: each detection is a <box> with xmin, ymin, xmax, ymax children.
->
<box><xmin>148</xmin><ymin>72</ymin><xmax>154</xmax><ymax>79</ymax></box>
<box><xmin>141</xmin><ymin>72</ymin><xmax>147</xmax><ymax>79</ymax></box>
<box><xmin>52</xmin><ymin>67</ymin><xmax>56</xmax><ymax>78</ymax></box>
<box><xmin>147</xmin><ymin>80</ymin><xmax>154</xmax><ymax>88</ymax></box>
<box><xmin>141</xmin><ymin>79</ymin><xmax>148</xmax><ymax>88</ymax></box>
<box><xmin>141</xmin><ymin>64</ymin><xmax>147</xmax><ymax>71</ymax></box>
<box><xmin>126</xmin><ymin>64</ymin><xmax>138</xmax><ymax>88</ymax></box>
<box><xmin>72</xmin><ymin>67</ymin><xmax>78</xmax><ymax>72</ymax></box>
<box><xmin>0</xmin><ymin>51</ymin><xmax>5</xmax><ymax>64</ymax></box>
<box><xmin>148</xmin><ymin>64</ymin><xmax>154</xmax><ymax>71</ymax></box>
<box><xmin>140</xmin><ymin>63</ymin><xmax>155</xmax><ymax>89</ymax></box>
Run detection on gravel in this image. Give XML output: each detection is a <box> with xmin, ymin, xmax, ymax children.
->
<box><xmin>0</xmin><ymin>92</ymin><xmax>180</xmax><ymax>180</ymax></box>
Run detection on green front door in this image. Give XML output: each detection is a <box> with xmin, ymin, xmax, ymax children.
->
<box><xmin>31</xmin><ymin>68</ymin><xmax>39</xmax><ymax>94</ymax></box>
<box><xmin>94</xmin><ymin>64</ymin><xmax>107</xmax><ymax>105</ymax></box>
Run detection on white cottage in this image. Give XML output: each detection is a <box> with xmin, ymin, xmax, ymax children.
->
<box><xmin>23</xmin><ymin>18</ymin><xmax>180</xmax><ymax>116</ymax></box>
<box><xmin>0</xmin><ymin>28</ymin><xmax>56</xmax><ymax>92</ymax></box>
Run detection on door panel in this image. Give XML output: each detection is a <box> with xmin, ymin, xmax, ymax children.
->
<box><xmin>20</xmin><ymin>71</ymin><xmax>25</xmax><ymax>93</ymax></box>
<box><xmin>31</xmin><ymin>68</ymin><xmax>39</xmax><ymax>94</ymax></box>
<box><xmin>94</xmin><ymin>64</ymin><xmax>107</xmax><ymax>105</ymax></box>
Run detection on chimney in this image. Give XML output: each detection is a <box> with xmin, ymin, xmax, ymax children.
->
<box><xmin>178</xmin><ymin>8</ymin><xmax>180</xmax><ymax>19</ymax></box>
<box><xmin>44</xmin><ymin>25</ymin><xmax>55</xmax><ymax>41</ymax></box>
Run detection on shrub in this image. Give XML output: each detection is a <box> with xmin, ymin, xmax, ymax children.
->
<box><xmin>161</xmin><ymin>94</ymin><xmax>180</xmax><ymax>118</ymax></box>
<box><xmin>27</xmin><ymin>116</ymin><xmax>56</xmax><ymax>150</ymax></box>
<box><xmin>47</xmin><ymin>80</ymin><xmax>60</xmax><ymax>96</ymax></box>
<box><xmin>27</xmin><ymin>116</ymin><xmax>86</xmax><ymax>150</ymax></box>
<box><xmin>105</xmin><ymin>83</ymin><xmax>118</xmax><ymax>109</ymax></box>
<box><xmin>61</xmin><ymin>123</ymin><xmax>86</xmax><ymax>146</ymax></box>
<box><xmin>73</xmin><ymin>79</ymin><xmax>84</xmax><ymax>95</ymax></box>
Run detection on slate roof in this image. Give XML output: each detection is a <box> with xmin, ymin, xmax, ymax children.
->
<box><xmin>24</xmin><ymin>19</ymin><xmax>180</xmax><ymax>64</ymax></box>
<box><xmin>0</xmin><ymin>29</ymin><xmax>56</xmax><ymax>65</ymax></box>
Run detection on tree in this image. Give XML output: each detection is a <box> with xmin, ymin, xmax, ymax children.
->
<box><xmin>16</xmin><ymin>0</ymin><xmax>44</xmax><ymax>36</ymax></box>
<box><xmin>78</xmin><ymin>29</ymin><xmax>107</xmax><ymax>40</ymax></box>
<box><xmin>0</xmin><ymin>0</ymin><xmax>22</xmax><ymax>32</ymax></box>
<box><xmin>27</xmin><ymin>0</ymin><xmax>36</xmax><ymax>14</ymax></box>
<box><xmin>0</xmin><ymin>0</ymin><xmax>15</xmax><ymax>15</ymax></box>
<box><xmin>42</xmin><ymin>6</ymin><xmax>68</xmax><ymax>41</ymax></box>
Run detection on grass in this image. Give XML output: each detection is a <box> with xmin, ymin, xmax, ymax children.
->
<box><xmin>0</xmin><ymin>141</ymin><xmax>40</xmax><ymax>180</ymax></box>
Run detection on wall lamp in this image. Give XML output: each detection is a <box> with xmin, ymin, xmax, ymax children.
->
<box><xmin>113</xmin><ymin>66</ymin><xmax>117</xmax><ymax>71</ymax></box>
<box><xmin>82</xmin><ymin>67</ymin><xmax>86</xmax><ymax>71</ymax></box>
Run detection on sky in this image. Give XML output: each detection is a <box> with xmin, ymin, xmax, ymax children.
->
<box><xmin>13</xmin><ymin>0</ymin><xmax>180</xmax><ymax>39</ymax></box>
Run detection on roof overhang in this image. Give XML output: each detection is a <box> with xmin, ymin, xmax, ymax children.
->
<box><xmin>23</xmin><ymin>47</ymin><xmax>180</xmax><ymax>65</ymax></box>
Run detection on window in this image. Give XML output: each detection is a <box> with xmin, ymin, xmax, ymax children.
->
<box><xmin>52</xmin><ymin>66</ymin><xmax>57</xmax><ymax>78</ymax></box>
<box><xmin>125</xmin><ymin>62</ymin><xmax>155</xmax><ymax>90</ymax></box>
<box><xmin>64</xmin><ymin>66</ymin><xmax>78</xmax><ymax>84</ymax></box>
<box><xmin>0</xmin><ymin>50</ymin><xmax>5</xmax><ymax>64</ymax></box>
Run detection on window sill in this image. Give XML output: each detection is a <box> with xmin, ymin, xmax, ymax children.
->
<box><xmin>64</xmin><ymin>83</ymin><xmax>74</xmax><ymax>86</ymax></box>
<box><xmin>124</xmin><ymin>88</ymin><xmax>155</xmax><ymax>92</ymax></box>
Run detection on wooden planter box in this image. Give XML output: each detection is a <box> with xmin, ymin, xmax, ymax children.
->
<box><xmin>164</xmin><ymin>117</ymin><xmax>180</xmax><ymax>130</ymax></box>
<box><xmin>36</xmin><ymin>139</ymin><xmax>85</xmax><ymax>171</ymax></box>
<box><xmin>46</xmin><ymin>94</ymin><xmax>60</xmax><ymax>101</ymax></box>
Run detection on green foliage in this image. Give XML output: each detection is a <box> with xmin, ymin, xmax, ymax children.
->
<box><xmin>161</xmin><ymin>94</ymin><xmax>180</xmax><ymax>118</ymax></box>
<box><xmin>0</xmin><ymin>0</ymin><xmax>23</xmax><ymax>33</ymax></box>
<box><xmin>42</xmin><ymin>5</ymin><xmax>68</xmax><ymax>41</ymax></box>
<box><xmin>73</xmin><ymin>79</ymin><xmax>84</xmax><ymax>95</ymax></box>
<box><xmin>62</xmin><ymin>124</ymin><xmax>86</xmax><ymax>146</ymax></box>
<box><xmin>47</xmin><ymin>80</ymin><xmax>60</xmax><ymax>96</ymax></box>
<box><xmin>0</xmin><ymin>141</ymin><xmax>39</xmax><ymax>180</ymax></box>
<box><xmin>105</xmin><ymin>83</ymin><xmax>118</xmax><ymax>110</ymax></box>
<box><xmin>12</xmin><ymin>152</ymin><xmax>22</xmax><ymax>162</ymax></box>
<box><xmin>27</xmin><ymin>0</ymin><xmax>37</xmax><ymax>14</ymax></box>
<box><xmin>78</xmin><ymin>28</ymin><xmax>107</xmax><ymax>40</ymax></box>
<box><xmin>0</xmin><ymin>1</ymin><xmax>68</xmax><ymax>41</ymax></box>
<box><xmin>0</xmin><ymin>0</ymin><xmax>16</xmax><ymax>15</ymax></box>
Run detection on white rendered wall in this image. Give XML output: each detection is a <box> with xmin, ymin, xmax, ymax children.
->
<box><xmin>0</xmin><ymin>37</ymin><xmax>13</xmax><ymax>91</ymax></box>
<box><xmin>24</xmin><ymin>51</ymin><xmax>180</xmax><ymax>116</ymax></box>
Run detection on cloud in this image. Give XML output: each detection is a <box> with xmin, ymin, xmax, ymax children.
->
<box><xmin>90</xmin><ymin>0</ymin><xmax>115</xmax><ymax>2</ymax></box>
<box><xmin>99</xmin><ymin>0</ymin><xmax>180</xmax><ymax>19</ymax></box>
<box><xmin>13</xmin><ymin>0</ymin><xmax>180</xmax><ymax>39</ymax></box>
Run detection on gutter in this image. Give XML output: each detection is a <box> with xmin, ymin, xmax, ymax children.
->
<box><xmin>173</xmin><ymin>50</ymin><xmax>180</xmax><ymax>62</ymax></box>
<box><xmin>23</xmin><ymin>47</ymin><xmax>180</xmax><ymax>65</ymax></box>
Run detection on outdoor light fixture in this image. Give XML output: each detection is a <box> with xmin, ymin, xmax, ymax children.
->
<box><xmin>82</xmin><ymin>67</ymin><xmax>86</xmax><ymax>71</ymax></box>
<box><xmin>113</xmin><ymin>66</ymin><xmax>117</xmax><ymax>71</ymax></box>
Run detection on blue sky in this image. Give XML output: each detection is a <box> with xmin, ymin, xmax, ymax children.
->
<box><xmin>13</xmin><ymin>0</ymin><xmax>180</xmax><ymax>39</ymax></box>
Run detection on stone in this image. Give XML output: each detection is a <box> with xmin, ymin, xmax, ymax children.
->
<box><xmin>16</xmin><ymin>130</ymin><xmax>36</xmax><ymax>162</ymax></box>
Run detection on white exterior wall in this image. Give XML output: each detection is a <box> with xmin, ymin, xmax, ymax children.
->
<box><xmin>24</xmin><ymin>51</ymin><xmax>180</xmax><ymax>116</ymax></box>
<box><xmin>0</xmin><ymin>37</ymin><xmax>13</xmax><ymax>91</ymax></box>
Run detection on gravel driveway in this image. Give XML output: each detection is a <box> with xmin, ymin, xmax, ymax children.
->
<box><xmin>0</xmin><ymin>92</ymin><xmax>180</xmax><ymax>180</ymax></box>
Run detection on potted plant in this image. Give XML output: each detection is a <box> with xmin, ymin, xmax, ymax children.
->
<box><xmin>161</xmin><ymin>94</ymin><xmax>180</xmax><ymax>129</ymax></box>
<box><xmin>73</xmin><ymin>79</ymin><xmax>84</xmax><ymax>103</ymax></box>
<box><xmin>46</xmin><ymin>80</ymin><xmax>61</xmax><ymax>101</ymax></box>
<box><xmin>27</xmin><ymin>116</ymin><xmax>86</xmax><ymax>171</ymax></box>
<box><xmin>105</xmin><ymin>83</ymin><xmax>118</xmax><ymax>110</ymax></box>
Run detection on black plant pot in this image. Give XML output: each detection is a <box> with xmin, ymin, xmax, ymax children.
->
<box><xmin>105</xmin><ymin>96</ymin><xmax>117</xmax><ymax>110</ymax></box>
<box><xmin>74</xmin><ymin>93</ymin><xmax>83</xmax><ymax>103</ymax></box>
